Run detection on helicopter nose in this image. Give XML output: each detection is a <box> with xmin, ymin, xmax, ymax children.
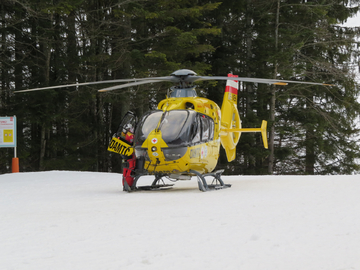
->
<box><xmin>142</xmin><ymin>131</ymin><xmax>167</xmax><ymax>164</ymax></box>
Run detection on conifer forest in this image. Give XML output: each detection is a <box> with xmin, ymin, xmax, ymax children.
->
<box><xmin>1</xmin><ymin>0</ymin><xmax>360</xmax><ymax>175</ymax></box>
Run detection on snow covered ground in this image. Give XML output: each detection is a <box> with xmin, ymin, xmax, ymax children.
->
<box><xmin>1</xmin><ymin>171</ymin><xmax>360</xmax><ymax>270</ymax></box>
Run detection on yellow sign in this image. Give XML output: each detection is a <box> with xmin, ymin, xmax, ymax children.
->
<box><xmin>3</xmin><ymin>130</ymin><xmax>13</xmax><ymax>143</ymax></box>
<box><xmin>107</xmin><ymin>137</ymin><xmax>134</xmax><ymax>156</ymax></box>
<box><xmin>0</xmin><ymin>116</ymin><xmax>16</xmax><ymax>148</ymax></box>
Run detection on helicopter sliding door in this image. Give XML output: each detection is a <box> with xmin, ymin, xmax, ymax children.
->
<box><xmin>190</xmin><ymin>113</ymin><xmax>215</xmax><ymax>143</ymax></box>
<box><xmin>199</xmin><ymin>114</ymin><xmax>214</xmax><ymax>142</ymax></box>
<box><xmin>189</xmin><ymin>113</ymin><xmax>218</xmax><ymax>171</ymax></box>
<box><xmin>115</xmin><ymin>111</ymin><xmax>138</xmax><ymax>142</ymax></box>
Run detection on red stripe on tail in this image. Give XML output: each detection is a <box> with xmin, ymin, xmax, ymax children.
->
<box><xmin>225</xmin><ymin>74</ymin><xmax>239</xmax><ymax>95</ymax></box>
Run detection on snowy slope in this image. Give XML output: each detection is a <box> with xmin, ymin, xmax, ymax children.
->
<box><xmin>1</xmin><ymin>171</ymin><xmax>360</xmax><ymax>270</ymax></box>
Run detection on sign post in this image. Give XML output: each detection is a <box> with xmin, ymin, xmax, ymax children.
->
<box><xmin>0</xmin><ymin>116</ymin><xmax>18</xmax><ymax>173</ymax></box>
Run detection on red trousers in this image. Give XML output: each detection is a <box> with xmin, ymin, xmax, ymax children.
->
<box><xmin>123</xmin><ymin>155</ymin><xmax>136</xmax><ymax>188</ymax></box>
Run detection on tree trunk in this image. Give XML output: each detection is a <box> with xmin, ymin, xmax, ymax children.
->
<box><xmin>245</xmin><ymin>0</ymin><xmax>255</xmax><ymax>170</ymax></box>
<box><xmin>39</xmin><ymin>126</ymin><xmax>46</xmax><ymax>170</ymax></box>
<box><xmin>268</xmin><ymin>0</ymin><xmax>280</xmax><ymax>174</ymax></box>
<box><xmin>38</xmin><ymin>12</ymin><xmax>52</xmax><ymax>170</ymax></box>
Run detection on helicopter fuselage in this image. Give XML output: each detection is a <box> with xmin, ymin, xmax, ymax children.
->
<box><xmin>134</xmin><ymin>96</ymin><xmax>222</xmax><ymax>179</ymax></box>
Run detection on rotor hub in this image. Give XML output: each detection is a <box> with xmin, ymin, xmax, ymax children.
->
<box><xmin>170</xmin><ymin>69</ymin><xmax>197</xmax><ymax>77</ymax></box>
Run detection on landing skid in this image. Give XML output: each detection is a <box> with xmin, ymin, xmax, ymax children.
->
<box><xmin>123</xmin><ymin>174</ymin><xmax>174</xmax><ymax>192</ymax></box>
<box><xmin>190</xmin><ymin>169</ymin><xmax>231</xmax><ymax>192</ymax></box>
<box><xmin>123</xmin><ymin>170</ymin><xmax>230</xmax><ymax>192</ymax></box>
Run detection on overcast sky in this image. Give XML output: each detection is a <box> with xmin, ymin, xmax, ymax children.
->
<box><xmin>342</xmin><ymin>12</ymin><xmax>360</xmax><ymax>27</ymax></box>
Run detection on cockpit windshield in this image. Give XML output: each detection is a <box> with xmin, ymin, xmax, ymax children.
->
<box><xmin>134</xmin><ymin>110</ymin><xmax>162</xmax><ymax>147</ymax></box>
<box><xmin>135</xmin><ymin>110</ymin><xmax>198</xmax><ymax>147</ymax></box>
<box><xmin>158</xmin><ymin>111</ymin><xmax>193</xmax><ymax>145</ymax></box>
<box><xmin>135</xmin><ymin>109</ymin><xmax>215</xmax><ymax>148</ymax></box>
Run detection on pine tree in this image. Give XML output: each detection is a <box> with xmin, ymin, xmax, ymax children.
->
<box><xmin>1</xmin><ymin>0</ymin><xmax>360</xmax><ymax>175</ymax></box>
<box><xmin>271</xmin><ymin>0</ymin><xmax>360</xmax><ymax>174</ymax></box>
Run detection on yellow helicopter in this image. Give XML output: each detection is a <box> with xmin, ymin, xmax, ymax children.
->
<box><xmin>16</xmin><ymin>69</ymin><xmax>331</xmax><ymax>192</ymax></box>
<box><xmin>98</xmin><ymin>69</ymin><xmax>330</xmax><ymax>192</ymax></box>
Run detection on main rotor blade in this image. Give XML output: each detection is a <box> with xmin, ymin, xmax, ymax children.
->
<box><xmin>98</xmin><ymin>79</ymin><xmax>165</xmax><ymax>92</ymax></box>
<box><xmin>14</xmin><ymin>76</ymin><xmax>174</xmax><ymax>93</ymax></box>
<box><xmin>192</xmin><ymin>76</ymin><xmax>333</xmax><ymax>86</ymax></box>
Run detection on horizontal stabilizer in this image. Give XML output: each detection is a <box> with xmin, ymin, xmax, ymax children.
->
<box><xmin>224</xmin><ymin>120</ymin><xmax>268</xmax><ymax>149</ymax></box>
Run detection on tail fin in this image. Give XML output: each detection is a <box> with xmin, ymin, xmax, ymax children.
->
<box><xmin>220</xmin><ymin>74</ymin><xmax>241</xmax><ymax>162</ymax></box>
<box><xmin>220</xmin><ymin>74</ymin><xmax>268</xmax><ymax>162</ymax></box>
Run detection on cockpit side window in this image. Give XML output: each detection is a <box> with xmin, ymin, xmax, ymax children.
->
<box><xmin>209</xmin><ymin>118</ymin><xmax>214</xmax><ymax>140</ymax></box>
<box><xmin>201</xmin><ymin>116</ymin><xmax>209</xmax><ymax>141</ymax></box>
<box><xmin>191</xmin><ymin>117</ymin><xmax>201</xmax><ymax>144</ymax></box>
<box><xmin>199</xmin><ymin>114</ymin><xmax>214</xmax><ymax>142</ymax></box>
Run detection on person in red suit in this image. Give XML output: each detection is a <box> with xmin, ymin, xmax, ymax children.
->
<box><xmin>120</xmin><ymin>124</ymin><xmax>136</xmax><ymax>190</ymax></box>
